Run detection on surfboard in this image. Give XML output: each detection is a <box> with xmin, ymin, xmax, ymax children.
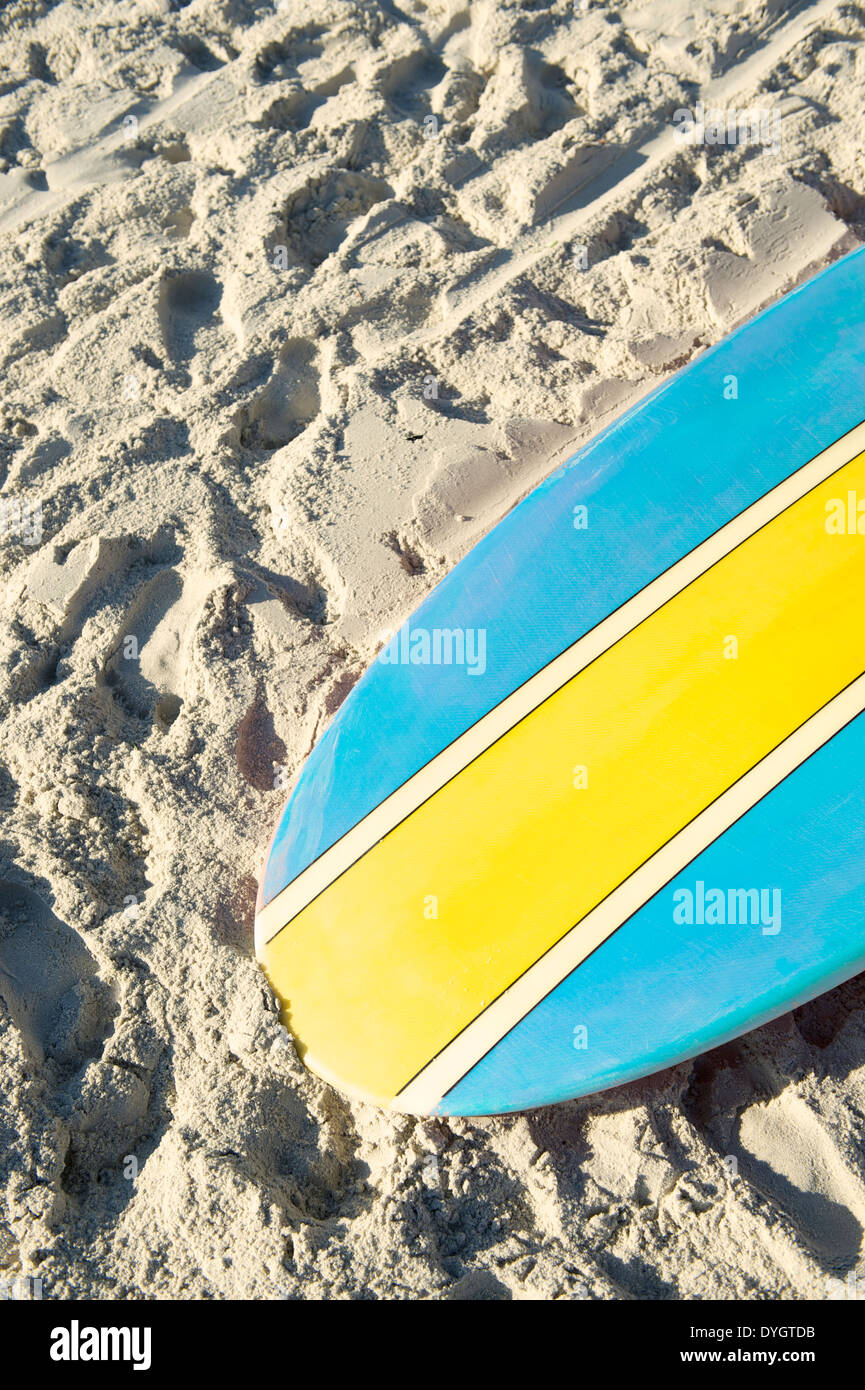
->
<box><xmin>255</xmin><ymin>246</ymin><xmax>865</xmax><ymax>1116</ymax></box>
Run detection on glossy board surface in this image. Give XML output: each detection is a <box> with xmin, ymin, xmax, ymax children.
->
<box><xmin>256</xmin><ymin>247</ymin><xmax>865</xmax><ymax>1115</ymax></box>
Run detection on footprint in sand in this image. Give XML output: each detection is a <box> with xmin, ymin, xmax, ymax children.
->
<box><xmin>253</xmin><ymin>29</ymin><xmax>327</xmax><ymax>83</ymax></box>
<box><xmin>275</xmin><ymin>170</ymin><xmax>392</xmax><ymax>270</ymax></box>
<box><xmin>103</xmin><ymin>567</ymin><xmax>211</xmax><ymax>729</ymax></box>
<box><xmin>157</xmin><ymin>269</ymin><xmax>222</xmax><ymax>367</ymax></box>
<box><xmin>380</xmin><ymin>51</ymin><xmax>448</xmax><ymax>120</ymax></box>
<box><xmin>737</xmin><ymin>1092</ymin><xmax>865</xmax><ymax>1265</ymax></box>
<box><xmin>238</xmin><ymin>338</ymin><xmax>321</xmax><ymax>449</ymax></box>
<box><xmin>0</xmin><ymin>882</ymin><xmax>116</xmax><ymax>1072</ymax></box>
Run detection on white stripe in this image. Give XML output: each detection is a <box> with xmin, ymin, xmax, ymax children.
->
<box><xmin>395</xmin><ymin>671</ymin><xmax>865</xmax><ymax>1113</ymax></box>
<box><xmin>255</xmin><ymin>419</ymin><xmax>865</xmax><ymax>951</ymax></box>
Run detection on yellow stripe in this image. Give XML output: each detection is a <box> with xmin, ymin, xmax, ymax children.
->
<box><xmin>259</xmin><ymin>450</ymin><xmax>865</xmax><ymax>1105</ymax></box>
<box><xmin>397</xmin><ymin>673</ymin><xmax>865</xmax><ymax>1112</ymax></box>
<box><xmin>255</xmin><ymin>419</ymin><xmax>865</xmax><ymax>949</ymax></box>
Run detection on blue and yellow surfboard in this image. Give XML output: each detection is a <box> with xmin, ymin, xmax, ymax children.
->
<box><xmin>255</xmin><ymin>247</ymin><xmax>865</xmax><ymax>1115</ymax></box>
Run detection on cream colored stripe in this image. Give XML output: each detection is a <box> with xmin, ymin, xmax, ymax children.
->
<box><xmin>395</xmin><ymin>671</ymin><xmax>865</xmax><ymax>1113</ymax></box>
<box><xmin>255</xmin><ymin>419</ymin><xmax>865</xmax><ymax>950</ymax></box>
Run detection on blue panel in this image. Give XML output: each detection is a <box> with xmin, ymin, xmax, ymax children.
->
<box><xmin>437</xmin><ymin>713</ymin><xmax>865</xmax><ymax>1116</ymax></box>
<box><xmin>263</xmin><ymin>246</ymin><xmax>865</xmax><ymax>906</ymax></box>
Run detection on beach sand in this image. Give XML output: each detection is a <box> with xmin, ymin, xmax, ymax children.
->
<box><xmin>2</xmin><ymin>0</ymin><xmax>865</xmax><ymax>1299</ymax></box>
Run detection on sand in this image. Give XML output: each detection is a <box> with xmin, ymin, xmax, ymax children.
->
<box><xmin>1</xmin><ymin>0</ymin><xmax>865</xmax><ymax>1301</ymax></box>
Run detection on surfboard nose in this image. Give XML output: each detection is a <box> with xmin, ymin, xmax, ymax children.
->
<box><xmin>255</xmin><ymin>248</ymin><xmax>865</xmax><ymax>1115</ymax></box>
